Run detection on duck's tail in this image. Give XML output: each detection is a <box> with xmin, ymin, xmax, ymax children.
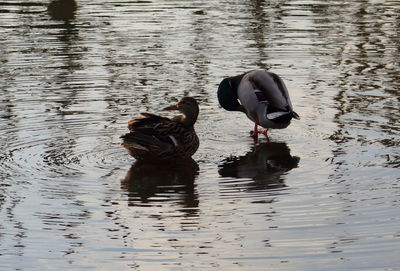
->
<box><xmin>266</xmin><ymin>106</ymin><xmax>300</xmax><ymax>123</ymax></box>
<box><xmin>121</xmin><ymin>132</ymin><xmax>175</xmax><ymax>150</ymax></box>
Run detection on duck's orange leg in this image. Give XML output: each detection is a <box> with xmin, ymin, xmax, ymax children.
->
<box><xmin>250</xmin><ymin>122</ymin><xmax>259</xmax><ymax>139</ymax></box>
<box><xmin>258</xmin><ymin>128</ymin><xmax>269</xmax><ymax>136</ymax></box>
<box><xmin>250</xmin><ymin>122</ymin><xmax>269</xmax><ymax>141</ymax></box>
<box><xmin>250</xmin><ymin>117</ymin><xmax>269</xmax><ymax>140</ymax></box>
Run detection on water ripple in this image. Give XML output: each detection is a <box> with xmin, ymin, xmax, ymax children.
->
<box><xmin>1</xmin><ymin>0</ymin><xmax>400</xmax><ymax>270</ymax></box>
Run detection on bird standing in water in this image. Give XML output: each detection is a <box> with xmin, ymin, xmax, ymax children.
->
<box><xmin>121</xmin><ymin>97</ymin><xmax>199</xmax><ymax>161</ymax></box>
<box><xmin>217</xmin><ymin>70</ymin><xmax>299</xmax><ymax>140</ymax></box>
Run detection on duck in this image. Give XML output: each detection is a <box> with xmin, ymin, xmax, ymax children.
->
<box><xmin>217</xmin><ymin>70</ymin><xmax>299</xmax><ymax>139</ymax></box>
<box><xmin>121</xmin><ymin>97</ymin><xmax>199</xmax><ymax>161</ymax></box>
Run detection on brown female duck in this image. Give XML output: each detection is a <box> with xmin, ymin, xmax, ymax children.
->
<box><xmin>121</xmin><ymin>97</ymin><xmax>199</xmax><ymax>161</ymax></box>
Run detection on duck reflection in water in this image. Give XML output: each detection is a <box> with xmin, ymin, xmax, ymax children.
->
<box><xmin>219</xmin><ymin>142</ymin><xmax>299</xmax><ymax>191</ymax></box>
<box><xmin>121</xmin><ymin>158</ymin><xmax>199</xmax><ymax>210</ymax></box>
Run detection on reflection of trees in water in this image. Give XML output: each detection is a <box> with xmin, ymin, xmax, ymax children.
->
<box><xmin>47</xmin><ymin>0</ymin><xmax>81</xmax><ymax>73</ymax></box>
<box><xmin>308</xmin><ymin>3</ymin><xmax>400</xmax><ymax>257</ymax></box>
<box><xmin>311</xmin><ymin>2</ymin><xmax>400</xmax><ymax>168</ymax></box>
<box><xmin>186</xmin><ymin>9</ymin><xmax>211</xmax><ymax>99</ymax></box>
<box><xmin>0</xmin><ymin>192</ymin><xmax>25</xmax><ymax>257</ymax></box>
<box><xmin>246</xmin><ymin>0</ymin><xmax>269</xmax><ymax>69</ymax></box>
<box><xmin>0</xmin><ymin>0</ymin><xmax>83</xmax><ymax>258</ymax></box>
<box><xmin>242</xmin><ymin>0</ymin><xmax>290</xmax><ymax>69</ymax></box>
<box><xmin>121</xmin><ymin>159</ymin><xmax>199</xmax><ymax>214</ymax></box>
<box><xmin>219</xmin><ymin>142</ymin><xmax>299</xmax><ymax>192</ymax></box>
<box><xmin>43</xmin><ymin>0</ymin><xmax>85</xmax><ymax>176</ymax></box>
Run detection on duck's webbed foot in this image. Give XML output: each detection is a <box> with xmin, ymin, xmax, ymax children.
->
<box><xmin>250</xmin><ymin>124</ymin><xmax>269</xmax><ymax>140</ymax></box>
<box><xmin>258</xmin><ymin>128</ymin><xmax>269</xmax><ymax>136</ymax></box>
<box><xmin>250</xmin><ymin>129</ymin><xmax>269</xmax><ymax>136</ymax></box>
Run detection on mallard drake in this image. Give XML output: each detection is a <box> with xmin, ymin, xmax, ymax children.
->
<box><xmin>121</xmin><ymin>97</ymin><xmax>199</xmax><ymax>161</ymax></box>
<box><xmin>217</xmin><ymin>70</ymin><xmax>299</xmax><ymax>139</ymax></box>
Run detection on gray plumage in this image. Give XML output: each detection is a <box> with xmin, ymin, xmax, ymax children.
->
<box><xmin>218</xmin><ymin>70</ymin><xmax>299</xmax><ymax>135</ymax></box>
<box><xmin>238</xmin><ymin>70</ymin><xmax>298</xmax><ymax>129</ymax></box>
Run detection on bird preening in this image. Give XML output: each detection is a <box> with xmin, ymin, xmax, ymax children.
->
<box><xmin>217</xmin><ymin>69</ymin><xmax>299</xmax><ymax>140</ymax></box>
<box><xmin>121</xmin><ymin>97</ymin><xmax>200</xmax><ymax>161</ymax></box>
<box><xmin>121</xmin><ymin>70</ymin><xmax>299</xmax><ymax>161</ymax></box>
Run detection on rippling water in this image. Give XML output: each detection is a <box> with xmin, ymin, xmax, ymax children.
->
<box><xmin>0</xmin><ymin>0</ymin><xmax>399</xmax><ymax>270</ymax></box>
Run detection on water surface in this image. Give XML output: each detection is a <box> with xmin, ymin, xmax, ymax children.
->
<box><xmin>0</xmin><ymin>0</ymin><xmax>399</xmax><ymax>270</ymax></box>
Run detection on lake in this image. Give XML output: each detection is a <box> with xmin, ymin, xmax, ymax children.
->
<box><xmin>0</xmin><ymin>0</ymin><xmax>399</xmax><ymax>270</ymax></box>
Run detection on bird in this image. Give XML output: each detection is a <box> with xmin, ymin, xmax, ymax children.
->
<box><xmin>120</xmin><ymin>97</ymin><xmax>200</xmax><ymax>161</ymax></box>
<box><xmin>217</xmin><ymin>69</ymin><xmax>299</xmax><ymax>139</ymax></box>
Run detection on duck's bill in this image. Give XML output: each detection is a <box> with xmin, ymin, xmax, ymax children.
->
<box><xmin>163</xmin><ymin>105</ymin><xmax>178</xmax><ymax>111</ymax></box>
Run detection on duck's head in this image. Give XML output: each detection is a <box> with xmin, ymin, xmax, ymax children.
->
<box><xmin>217</xmin><ymin>74</ymin><xmax>245</xmax><ymax>112</ymax></box>
<box><xmin>164</xmin><ymin>97</ymin><xmax>199</xmax><ymax>127</ymax></box>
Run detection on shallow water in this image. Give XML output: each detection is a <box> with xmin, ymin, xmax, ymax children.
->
<box><xmin>0</xmin><ymin>0</ymin><xmax>399</xmax><ymax>270</ymax></box>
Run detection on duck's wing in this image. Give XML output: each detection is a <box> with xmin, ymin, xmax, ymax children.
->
<box><xmin>128</xmin><ymin>113</ymin><xmax>170</xmax><ymax>132</ymax></box>
<box><xmin>121</xmin><ymin>116</ymin><xmax>181</xmax><ymax>160</ymax></box>
<box><xmin>121</xmin><ymin>131</ymin><xmax>175</xmax><ymax>151</ymax></box>
<box><xmin>248</xmin><ymin>70</ymin><xmax>300</xmax><ymax>120</ymax></box>
<box><xmin>247</xmin><ymin>70</ymin><xmax>292</xmax><ymax>110</ymax></box>
<box><xmin>125</xmin><ymin>113</ymin><xmax>179</xmax><ymax>146</ymax></box>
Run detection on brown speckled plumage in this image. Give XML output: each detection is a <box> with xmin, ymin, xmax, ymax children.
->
<box><xmin>121</xmin><ymin>97</ymin><xmax>199</xmax><ymax>161</ymax></box>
